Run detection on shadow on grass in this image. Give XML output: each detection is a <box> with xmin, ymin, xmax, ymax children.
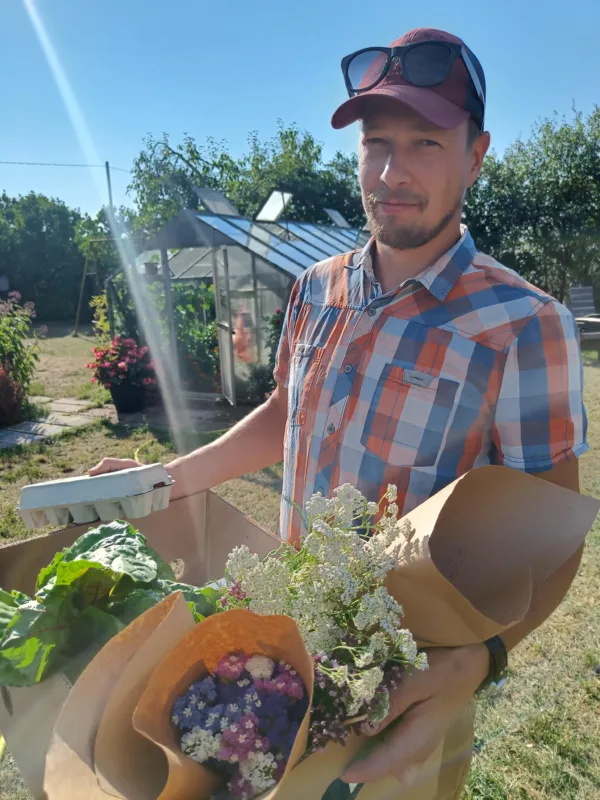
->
<box><xmin>240</xmin><ymin>466</ymin><xmax>284</xmax><ymax>493</ymax></box>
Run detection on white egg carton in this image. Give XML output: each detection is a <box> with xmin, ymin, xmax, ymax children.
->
<box><xmin>17</xmin><ymin>463</ymin><xmax>174</xmax><ymax>530</ymax></box>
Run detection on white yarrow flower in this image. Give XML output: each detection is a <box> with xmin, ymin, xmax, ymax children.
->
<box><xmin>245</xmin><ymin>655</ymin><xmax>275</xmax><ymax>680</ymax></box>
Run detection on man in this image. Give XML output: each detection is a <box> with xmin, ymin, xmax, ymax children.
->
<box><xmin>91</xmin><ymin>28</ymin><xmax>588</xmax><ymax>797</ymax></box>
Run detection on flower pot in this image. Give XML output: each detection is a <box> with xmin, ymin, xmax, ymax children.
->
<box><xmin>109</xmin><ymin>382</ymin><xmax>145</xmax><ymax>414</ymax></box>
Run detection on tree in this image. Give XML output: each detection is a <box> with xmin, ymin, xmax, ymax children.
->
<box><xmin>465</xmin><ymin>107</ymin><xmax>600</xmax><ymax>301</ymax></box>
<box><xmin>128</xmin><ymin>122</ymin><xmax>364</xmax><ymax>234</ymax></box>
<box><xmin>0</xmin><ymin>192</ymin><xmax>85</xmax><ymax>320</ymax></box>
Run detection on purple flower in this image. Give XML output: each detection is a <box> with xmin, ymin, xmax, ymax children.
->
<box><xmin>214</xmin><ymin>653</ymin><xmax>248</xmax><ymax>680</ymax></box>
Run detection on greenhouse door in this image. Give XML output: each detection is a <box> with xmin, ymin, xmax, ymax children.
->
<box><xmin>213</xmin><ymin>249</ymin><xmax>237</xmax><ymax>405</ymax></box>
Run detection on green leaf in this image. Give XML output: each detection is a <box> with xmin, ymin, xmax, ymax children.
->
<box><xmin>108</xmin><ymin>588</ymin><xmax>167</xmax><ymax>625</ymax></box>
<box><xmin>0</xmin><ymin>589</ymin><xmax>73</xmax><ymax>686</ymax></box>
<box><xmin>159</xmin><ymin>581</ymin><xmax>223</xmax><ymax>619</ymax></box>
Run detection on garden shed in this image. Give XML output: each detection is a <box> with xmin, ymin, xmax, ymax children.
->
<box><xmin>117</xmin><ymin>196</ymin><xmax>370</xmax><ymax>405</ymax></box>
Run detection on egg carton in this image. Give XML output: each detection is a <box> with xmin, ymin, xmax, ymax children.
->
<box><xmin>17</xmin><ymin>464</ymin><xmax>174</xmax><ymax>530</ymax></box>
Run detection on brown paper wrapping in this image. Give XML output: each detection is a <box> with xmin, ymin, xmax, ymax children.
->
<box><xmin>132</xmin><ymin>608</ymin><xmax>315</xmax><ymax>799</ymax></box>
<box><xmin>43</xmin><ymin>592</ymin><xmax>195</xmax><ymax>800</ymax></box>
<box><xmin>41</xmin><ymin>466</ymin><xmax>599</xmax><ymax>800</ymax></box>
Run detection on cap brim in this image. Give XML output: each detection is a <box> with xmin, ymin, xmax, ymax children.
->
<box><xmin>331</xmin><ymin>84</ymin><xmax>469</xmax><ymax>130</ymax></box>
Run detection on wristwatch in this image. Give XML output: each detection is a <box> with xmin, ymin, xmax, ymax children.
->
<box><xmin>477</xmin><ymin>636</ymin><xmax>508</xmax><ymax>696</ymax></box>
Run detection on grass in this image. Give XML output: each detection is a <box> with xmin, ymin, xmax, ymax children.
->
<box><xmin>32</xmin><ymin>322</ymin><xmax>101</xmax><ymax>401</ymax></box>
<box><xmin>0</xmin><ymin>335</ymin><xmax>598</xmax><ymax>798</ymax></box>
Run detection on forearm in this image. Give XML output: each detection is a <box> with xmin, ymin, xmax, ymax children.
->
<box><xmin>166</xmin><ymin>386</ymin><xmax>288</xmax><ymax>500</ymax></box>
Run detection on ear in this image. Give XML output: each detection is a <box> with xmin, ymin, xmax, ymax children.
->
<box><xmin>467</xmin><ymin>131</ymin><xmax>491</xmax><ymax>188</ymax></box>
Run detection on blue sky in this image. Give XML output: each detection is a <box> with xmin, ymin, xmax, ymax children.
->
<box><xmin>1</xmin><ymin>0</ymin><xmax>598</xmax><ymax>216</ymax></box>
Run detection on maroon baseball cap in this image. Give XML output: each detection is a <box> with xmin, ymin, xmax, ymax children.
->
<box><xmin>332</xmin><ymin>27</ymin><xmax>486</xmax><ymax>130</ymax></box>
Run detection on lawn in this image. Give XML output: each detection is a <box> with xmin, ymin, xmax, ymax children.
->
<box><xmin>0</xmin><ymin>333</ymin><xmax>598</xmax><ymax>799</ymax></box>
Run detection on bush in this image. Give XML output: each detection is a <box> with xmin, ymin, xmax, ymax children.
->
<box><xmin>0</xmin><ymin>291</ymin><xmax>41</xmax><ymax>393</ymax></box>
<box><xmin>0</xmin><ymin>366</ymin><xmax>25</xmax><ymax>426</ymax></box>
<box><xmin>86</xmin><ymin>336</ymin><xmax>157</xmax><ymax>390</ymax></box>
<box><xmin>90</xmin><ymin>293</ymin><xmax>112</xmax><ymax>344</ymax></box>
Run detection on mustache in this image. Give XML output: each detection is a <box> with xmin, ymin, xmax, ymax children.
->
<box><xmin>367</xmin><ymin>189</ymin><xmax>427</xmax><ymax>208</ymax></box>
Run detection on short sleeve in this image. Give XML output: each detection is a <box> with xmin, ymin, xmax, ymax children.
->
<box><xmin>273</xmin><ymin>278</ymin><xmax>302</xmax><ymax>388</ymax></box>
<box><xmin>491</xmin><ymin>300</ymin><xmax>588</xmax><ymax>472</ymax></box>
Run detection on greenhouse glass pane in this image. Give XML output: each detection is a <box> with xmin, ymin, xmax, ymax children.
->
<box><xmin>283</xmin><ymin>223</ymin><xmax>341</xmax><ymax>258</ymax></box>
<box><xmin>259</xmin><ymin>222</ymin><xmax>331</xmax><ymax>262</ymax></box>
<box><xmin>296</xmin><ymin>223</ymin><xmax>353</xmax><ymax>251</ymax></box>
<box><xmin>197</xmin><ymin>214</ymin><xmax>305</xmax><ymax>277</ymax></box>
<box><xmin>224</xmin><ymin>217</ymin><xmax>316</xmax><ymax>269</ymax></box>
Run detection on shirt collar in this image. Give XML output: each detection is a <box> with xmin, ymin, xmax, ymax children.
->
<box><xmin>350</xmin><ymin>225</ymin><xmax>477</xmax><ymax>302</ymax></box>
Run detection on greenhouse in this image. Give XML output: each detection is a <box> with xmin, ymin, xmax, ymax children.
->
<box><xmin>113</xmin><ymin>191</ymin><xmax>370</xmax><ymax>406</ymax></box>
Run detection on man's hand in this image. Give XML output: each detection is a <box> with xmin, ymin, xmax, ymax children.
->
<box><xmin>88</xmin><ymin>458</ymin><xmax>141</xmax><ymax>476</ymax></box>
<box><xmin>342</xmin><ymin>644</ymin><xmax>489</xmax><ymax>786</ymax></box>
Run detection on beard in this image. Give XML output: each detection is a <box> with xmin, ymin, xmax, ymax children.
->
<box><xmin>365</xmin><ymin>188</ymin><xmax>464</xmax><ymax>250</ymax></box>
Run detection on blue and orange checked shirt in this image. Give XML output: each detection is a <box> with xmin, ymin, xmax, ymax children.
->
<box><xmin>274</xmin><ymin>226</ymin><xmax>588</xmax><ymax>545</ymax></box>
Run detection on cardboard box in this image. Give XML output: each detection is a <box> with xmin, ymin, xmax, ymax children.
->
<box><xmin>0</xmin><ymin>490</ymin><xmax>279</xmax><ymax>799</ymax></box>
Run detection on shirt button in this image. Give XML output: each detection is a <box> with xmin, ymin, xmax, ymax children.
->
<box><xmin>343</xmin><ymin>364</ymin><xmax>353</xmax><ymax>374</ymax></box>
<box><xmin>367</xmin><ymin>308</ymin><xmax>377</xmax><ymax>317</ymax></box>
<box><xmin>327</xmin><ymin>423</ymin><xmax>335</xmax><ymax>434</ymax></box>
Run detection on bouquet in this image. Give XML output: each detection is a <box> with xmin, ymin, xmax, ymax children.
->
<box><xmin>172</xmin><ymin>654</ymin><xmax>308</xmax><ymax>798</ymax></box>
<box><xmin>134</xmin><ymin>484</ymin><xmax>428</xmax><ymax>800</ymax></box>
<box><xmin>220</xmin><ymin>484</ymin><xmax>427</xmax><ymax>748</ymax></box>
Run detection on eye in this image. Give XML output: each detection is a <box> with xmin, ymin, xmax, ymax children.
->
<box><xmin>418</xmin><ymin>139</ymin><xmax>441</xmax><ymax>148</ymax></box>
<box><xmin>364</xmin><ymin>137</ymin><xmax>387</xmax><ymax>145</ymax></box>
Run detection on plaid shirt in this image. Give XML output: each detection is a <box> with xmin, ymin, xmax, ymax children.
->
<box><xmin>274</xmin><ymin>226</ymin><xmax>588</xmax><ymax>545</ymax></box>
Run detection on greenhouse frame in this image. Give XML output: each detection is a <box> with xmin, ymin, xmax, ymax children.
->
<box><xmin>132</xmin><ymin>194</ymin><xmax>370</xmax><ymax>406</ymax></box>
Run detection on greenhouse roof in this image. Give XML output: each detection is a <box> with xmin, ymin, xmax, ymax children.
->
<box><xmin>144</xmin><ymin>208</ymin><xmax>371</xmax><ymax>280</ymax></box>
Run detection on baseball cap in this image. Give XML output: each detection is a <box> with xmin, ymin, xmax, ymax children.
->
<box><xmin>331</xmin><ymin>27</ymin><xmax>486</xmax><ymax>131</ymax></box>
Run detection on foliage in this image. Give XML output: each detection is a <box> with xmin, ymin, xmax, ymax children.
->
<box><xmin>0</xmin><ymin>192</ymin><xmax>85</xmax><ymax>320</ymax></box>
<box><xmin>465</xmin><ymin>106</ymin><xmax>600</xmax><ymax>301</ymax></box>
<box><xmin>0</xmin><ymin>367</ymin><xmax>25</xmax><ymax>427</ymax></box>
<box><xmin>108</xmin><ymin>275</ymin><xmax>220</xmax><ymax>390</ymax></box>
<box><xmin>86</xmin><ymin>335</ymin><xmax>156</xmax><ymax>390</ymax></box>
<box><xmin>246</xmin><ymin>364</ymin><xmax>276</xmax><ymax>403</ymax></box>
<box><xmin>266</xmin><ymin>308</ymin><xmax>285</xmax><ymax>374</ymax></box>
<box><xmin>0</xmin><ymin>520</ymin><xmax>222</xmax><ymax>686</ymax></box>
<box><xmin>0</xmin><ymin>291</ymin><xmax>42</xmax><ymax>395</ymax></box>
<box><xmin>89</xmin><ymin>293</ymin><xmax>112</xmax><ymax>344</ymax></box>
<box><xmin>128</xmin><ymin>123</ymin><xmax>364</xmax><ymax>234</ymax></box>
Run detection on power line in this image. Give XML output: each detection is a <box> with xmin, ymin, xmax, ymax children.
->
<box><xmin>0</xmin><ymin>160</ymin><xmax>131</xmax><ymax>172</ymax></box>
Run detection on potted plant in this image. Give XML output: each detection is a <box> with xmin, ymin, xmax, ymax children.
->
<box><xmin>86</xmin><ymin>336</ymin><xmax>156</xmax><ymax>413</ymax></box>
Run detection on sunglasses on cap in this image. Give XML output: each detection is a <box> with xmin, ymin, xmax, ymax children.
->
<box><xmin>341</xmin><ymin>41</ymin><xmax>486</xmax><ymax>130</ymax></box>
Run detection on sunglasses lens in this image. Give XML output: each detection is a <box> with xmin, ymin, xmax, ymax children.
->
<box><xmin>347</xmin><ymin>49</ymin><xmax>389</xmax><ymax>92</ymax></box>
<box><xmin>403</xmin><ymin>42</ymin><xmax>453</xmax><ymax>86</ymax></box>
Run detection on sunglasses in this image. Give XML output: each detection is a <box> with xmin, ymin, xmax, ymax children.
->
<box><xmin>341</xmin><ymin>41</ymin><xmax>485</xmax><ymax>129</ymax></box>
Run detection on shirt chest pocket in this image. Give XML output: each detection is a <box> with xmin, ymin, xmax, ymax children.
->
<box><xmin>361</xmin><ymin>365</ymin><xmax>459</xmax><ymax>467</ymax></box>
<box><xmin>289</xmin><ymin>343</ymin><xmax>324</xmax><ymax>427</ymax></box>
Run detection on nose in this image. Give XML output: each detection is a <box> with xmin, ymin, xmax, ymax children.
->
<box><xmin>380</xmin><ymin>145</ymin><xmax>412</xmax><ymax>189</ymax></box>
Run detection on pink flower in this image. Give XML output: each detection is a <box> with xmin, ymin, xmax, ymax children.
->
<box><xmin>117</xmin><ymin>361</ymin><xmax>127</xmax><ymax>370</ymax></box>
<box><xmin>8</xmin><ymin>291</ymin><xmax>21</xmax><ymax>302</ymax></box>
<box><xmin>108</xmin><ymin>369</ymin><xmax>116</xmax><ymax>377</ymax></box>
<box><xmin>91</xmin><ymin>377</ymin><xmax>97</xmax><ymax>383</ymax></box>
<box><xmin>142</xmin><ymin>377</ymin><xmax>156</xmax><ymax>386</ymax></box>
<box><xmin>214</xmin><ymin>653</ymin><xmax>248</xmax><ymax>680</ymax></box>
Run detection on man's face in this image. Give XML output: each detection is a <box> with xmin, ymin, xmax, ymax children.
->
<box><xmin>359</xmin><ymin>100</ymin><xmax>489</xmax><ymax>250</ymax></box>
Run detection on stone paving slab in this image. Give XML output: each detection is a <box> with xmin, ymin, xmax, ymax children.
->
<box><xmin>0</xmin><ymin>429</ymin><xmax>45</xmax><ymax>448</ymax></box>
<box><xmin>83</xmin><ymin>407</ymin><xmax>118</xmax><ymax>420</ymax></box>
<box><xmin>49</xmin><ymin>400</ymin><xmax>92</xmax><ymax>414</ymax></box>
<box><xmin>45</xmin><ymin>412</ymin><xmax>97</xmax><ymax>428</ymax></box>
<box><xmin>9</xmin><ymin>420</ymin><xmax>79</xmax><ymax>437</ymax></box>
<box><xmin>29</xmin><ymin>396</ymin><xmax>52</xmax><ymax>405</ymax></box>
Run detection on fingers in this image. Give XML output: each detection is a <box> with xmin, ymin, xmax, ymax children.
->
<box><xmin>88</xmin><ymin>458</ymin><xmax>140</xmax><ymax>476</ymax></box>
<box><xmin>342</xmin><ymin>701</ymin><xmax>440</xmax><ymax>785</ymax></box>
